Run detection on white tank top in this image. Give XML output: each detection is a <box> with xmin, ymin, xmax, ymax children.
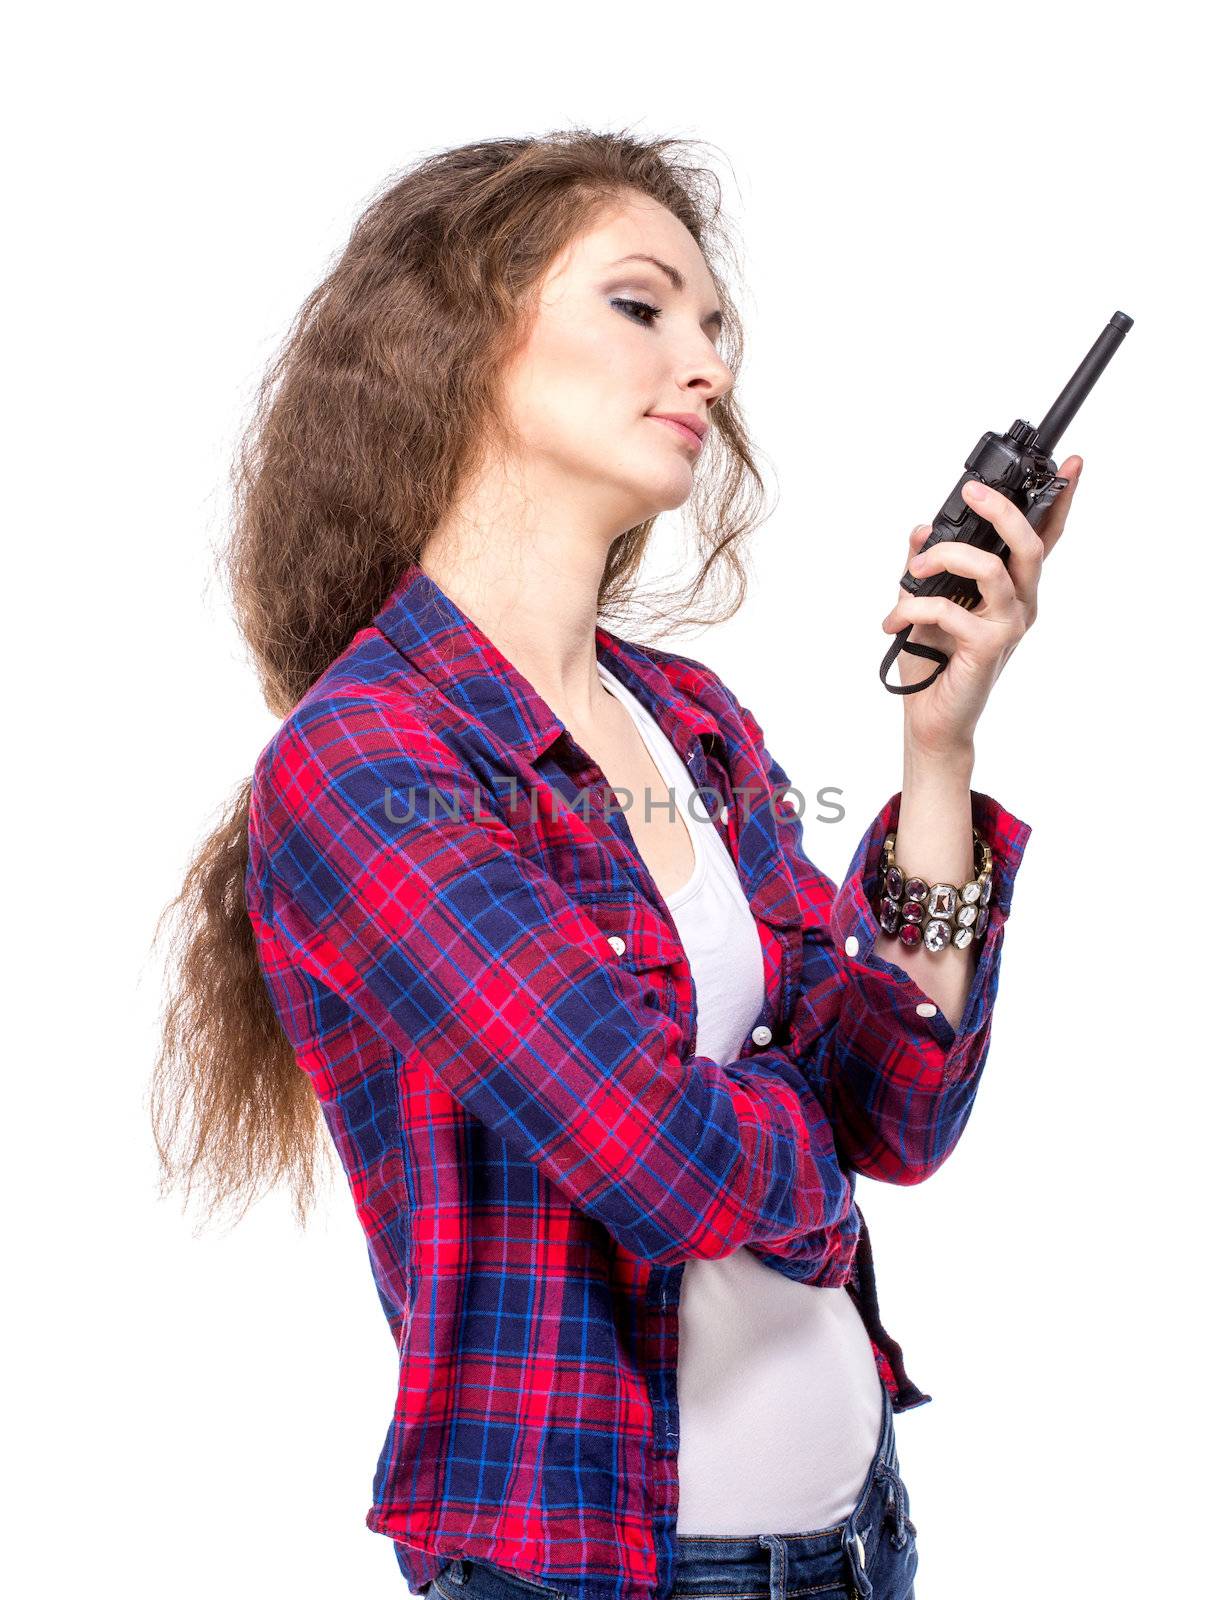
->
<box><xmin>597</xmin><ymin>661</ymin><xmax>884</xmax><ymax>1534</ymax></box>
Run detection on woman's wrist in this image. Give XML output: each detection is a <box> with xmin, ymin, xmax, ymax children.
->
<box><xmin>890</xmin><ymin>766</ymin><xmax>975</xmax><ymax>912</ymax></box>
<box><xmin>903</xmin><ymin>735</ymin><xmax>975</xmax><ymax>783</ymax></box>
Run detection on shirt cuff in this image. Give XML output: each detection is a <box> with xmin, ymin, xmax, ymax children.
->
<box><xmin>827</xmin><ymin>788</ymin><xmax>1033</xmax><ymax>1074</ymax></box>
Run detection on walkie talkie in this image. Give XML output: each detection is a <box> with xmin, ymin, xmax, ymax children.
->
<box><xmin>880</xmin><ymin>310</ymin><xmax>1134</xmax><ymax>695</ymax></box>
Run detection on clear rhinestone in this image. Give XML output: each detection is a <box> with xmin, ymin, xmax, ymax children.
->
<box><xmin>952</xmin><ymin>924</ymin><xmax>974</xmax><ymax>949</ymax></box>
<box><xmin>956</xmin><ymin>903</ymin><xmax>977</xmax><ymax>927</ymax></box>
<box><xmin>961</xmin><ymin>880</ymin><xmax>981</xmax><ymax>904</ymax></box>
<box><xmin>974</xmin><ymin>906</ymin><xmax>991</xmax><ymax>941</ymax></box>
<box><xmin>905</xmin><ymin>877</ymin><xmax>929</xmax><ymax>902</ymax></box>
<box><xmin>928</xmin><ymin>883</ymin><xmax>957</xmax><ymax>919</ymax></box>
<box><xmin>924</xmin><ymin>918</ymin><xmax>951</xmax><ymax>952</ymax></box>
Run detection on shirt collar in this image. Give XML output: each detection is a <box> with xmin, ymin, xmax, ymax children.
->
<box><xmin>371</xmin><ymin>559</ymin><xmax>723</xmax><ymax>766</ymax></box>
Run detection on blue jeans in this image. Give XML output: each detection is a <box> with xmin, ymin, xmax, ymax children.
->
<box><xmin>424</xmin><ymin>1383</ymin><xmax>917</xmax><ymax>1600</ymax></box>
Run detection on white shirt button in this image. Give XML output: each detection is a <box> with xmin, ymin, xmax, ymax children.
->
<box><xmin>751</xmin><ymin>1024</ymin><xmax>772</xmax><ymax>1046</ymax></box>
<box><xmin>844</xmin><ymin>935</ymin><xmax>860</xmax><ymax>958</ymax></box>
<box><xmin>915</xmin><ymin>1001</ymin><xmax>938</xmax><ymax>1018</ymax></box>
<box><xmin>607</xmin><ymin>935</ymin><xmax>626</xmax><ymax>956</ymax></box>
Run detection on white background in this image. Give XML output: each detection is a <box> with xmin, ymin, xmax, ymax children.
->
<box><xmin>8</xmin><ymin>2</ymin><xmax>1216</xmax><ymax>1595</ymax></box>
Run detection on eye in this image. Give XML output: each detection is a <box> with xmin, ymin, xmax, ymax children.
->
<box><xmin>611</xmin><ymin>297</ymin><xmax>662</xmax><ymax>327</ymax></box>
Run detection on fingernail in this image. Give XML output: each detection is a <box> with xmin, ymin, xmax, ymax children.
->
<box><xmin>962</xmin><ymin>480</ymin><xmax>985</xmax><ymax>500</ymax></box>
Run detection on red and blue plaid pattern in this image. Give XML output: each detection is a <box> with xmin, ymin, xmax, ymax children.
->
<box><xmin>245</xmin><ymin>559</ymin><xmax>1031</xmax><ymax>1600</ymax></box>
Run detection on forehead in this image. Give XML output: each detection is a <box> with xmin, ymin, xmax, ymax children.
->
<box><xmin>558</xmin><ymin>195</ymin><xmax>719</xmax><ymax>303</ymax></box>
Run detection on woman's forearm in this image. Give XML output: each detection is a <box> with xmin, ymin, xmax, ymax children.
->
<box><xmin>882</xmin><ymin>742</ymin><xmax>978</xmax><ymax>1031</ymax></box>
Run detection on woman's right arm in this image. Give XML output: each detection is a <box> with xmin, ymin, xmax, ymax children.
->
<box><xmin>248</xmin><ymin>685</ymin><xmax>856</xmax><ymax>1269</ymax></box>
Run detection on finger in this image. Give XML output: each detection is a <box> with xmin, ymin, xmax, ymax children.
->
<box><xmin>960</xmin><ymin>477</ymin><xmax>1042</xmax><ymax>560</ymax></box>
<box><xmin>1036</xmin><ymin>455</ymin><xmax>1083</xmax><ymax>559</ymax></box>
<box><xmin>882</xmin><ymin>593</ymin><xmax>992</xmax><ymax>646</ymax></box>
<box><xmin>902</xmin><ymin>522</ymin><xmax>933</xmax><ymax>576</ymax></box>
<box><xmin>906</xmin><ymin>540</ymin><xmax>1018</xmax><ymax>613</ymax></box>
<box><xmin>959</xmin><ymin>477</ymin><xmax>1044</xmax><ymax>605</ymax></box>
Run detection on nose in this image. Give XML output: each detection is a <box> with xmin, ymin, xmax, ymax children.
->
<box><xmin>682</xmin><ymin>356</ymin><xmax>733</xmax><ymax>411</ymax></box>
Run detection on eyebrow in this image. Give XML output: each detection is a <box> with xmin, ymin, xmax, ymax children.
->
<box><xmin>608</xmin><ymin>254</ymin><xmax>724</xmax><ymax>335</ymax></box>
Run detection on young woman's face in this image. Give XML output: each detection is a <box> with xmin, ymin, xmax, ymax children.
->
<box><xmin>496</xmin><ymin>193</ymin><xmax>734</xmax><ymax>527</ymax></box>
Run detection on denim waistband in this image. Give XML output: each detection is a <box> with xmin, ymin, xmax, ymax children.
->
<box><xmin>671</xmin><ymin>1382</ymin><xmax>913</xmax><ymax>1600</ymax></box>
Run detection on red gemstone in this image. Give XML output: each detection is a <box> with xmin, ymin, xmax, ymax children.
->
<box><xmin>901</xmin><ymin>900</ymin><xmax>923</xmax><ymax>921</ymax></box>
<box><xmin>898</xmin><ymin>922</ymin><xmax>923</xmax><ymax>947</ymax></box>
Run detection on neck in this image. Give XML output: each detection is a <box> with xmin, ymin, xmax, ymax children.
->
<box><xmin>420</xmin><ymin>479</ymin><xmax>626</xmax><ymax>732</ymax></box>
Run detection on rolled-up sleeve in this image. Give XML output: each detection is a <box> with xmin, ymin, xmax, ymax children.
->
<box><xmin>734</xmin><ymin>702</ymin><xmax>1031</xmax><ymax>1187</ymax></box>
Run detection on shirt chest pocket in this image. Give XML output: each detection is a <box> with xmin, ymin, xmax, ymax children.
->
<box><xmin>567</xmin><ymin>889</ymin><xmax>697</xmax><ymax>1049</ymax></box>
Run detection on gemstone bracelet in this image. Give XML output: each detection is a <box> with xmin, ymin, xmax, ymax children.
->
<box><xmin>874</xmin><ymin>826</ymin><xmax>993</xmax><ymax>953</ymax></box>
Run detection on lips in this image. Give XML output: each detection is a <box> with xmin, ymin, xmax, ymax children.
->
<box><xmin>648</xmin><ymin>413</ymin><xmax>707</xmax><ymax>449</ymax></box>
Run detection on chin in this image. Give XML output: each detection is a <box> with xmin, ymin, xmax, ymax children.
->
<box><xmin>657</xmin><ymin>478</ymin><xmax>695</xmax><ymax>513</ymax></box>
<box><xmin>597</xmin><ymin>455</ymin><xmax>694</xmax><ymax>524</ymax></box>
<box><xmin>636</xmin><ymin>462</ymin><xmax>695</xmax><ymax>514</ymax></box>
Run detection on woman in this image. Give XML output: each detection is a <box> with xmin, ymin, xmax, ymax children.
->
<box><xmin>152</xmin><ymin>130</ymin><xmax>1078</xmax><ymax>1600</ymax></box>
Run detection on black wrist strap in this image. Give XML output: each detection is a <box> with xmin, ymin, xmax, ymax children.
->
<box><xmin>879</xmin><ymin>623</ymin><xmax>949</xmax><ymax>695</ymax></box>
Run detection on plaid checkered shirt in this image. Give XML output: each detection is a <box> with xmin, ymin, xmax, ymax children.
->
<box><xmin>245</xmin><ymin>559</ymin><xmax>1031</xmax><ymax>1600</ymax></box>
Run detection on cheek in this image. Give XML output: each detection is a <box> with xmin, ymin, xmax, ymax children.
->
<box><xmin>511</xmin><ymin>317</ymin><xmax>651</xmax><ymax>448</ymax></box>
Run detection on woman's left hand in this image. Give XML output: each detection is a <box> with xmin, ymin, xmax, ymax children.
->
<box><xmin>881</xmin><ymin>455</ymin><xmax>1084</xmax><ymax>760</ymax></box>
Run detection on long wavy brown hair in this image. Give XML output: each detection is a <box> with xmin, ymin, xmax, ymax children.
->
<box><xmin>149</xmin><ymin>126</ymin><xmax>774</xmax><ymax>1234</ymax></box>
